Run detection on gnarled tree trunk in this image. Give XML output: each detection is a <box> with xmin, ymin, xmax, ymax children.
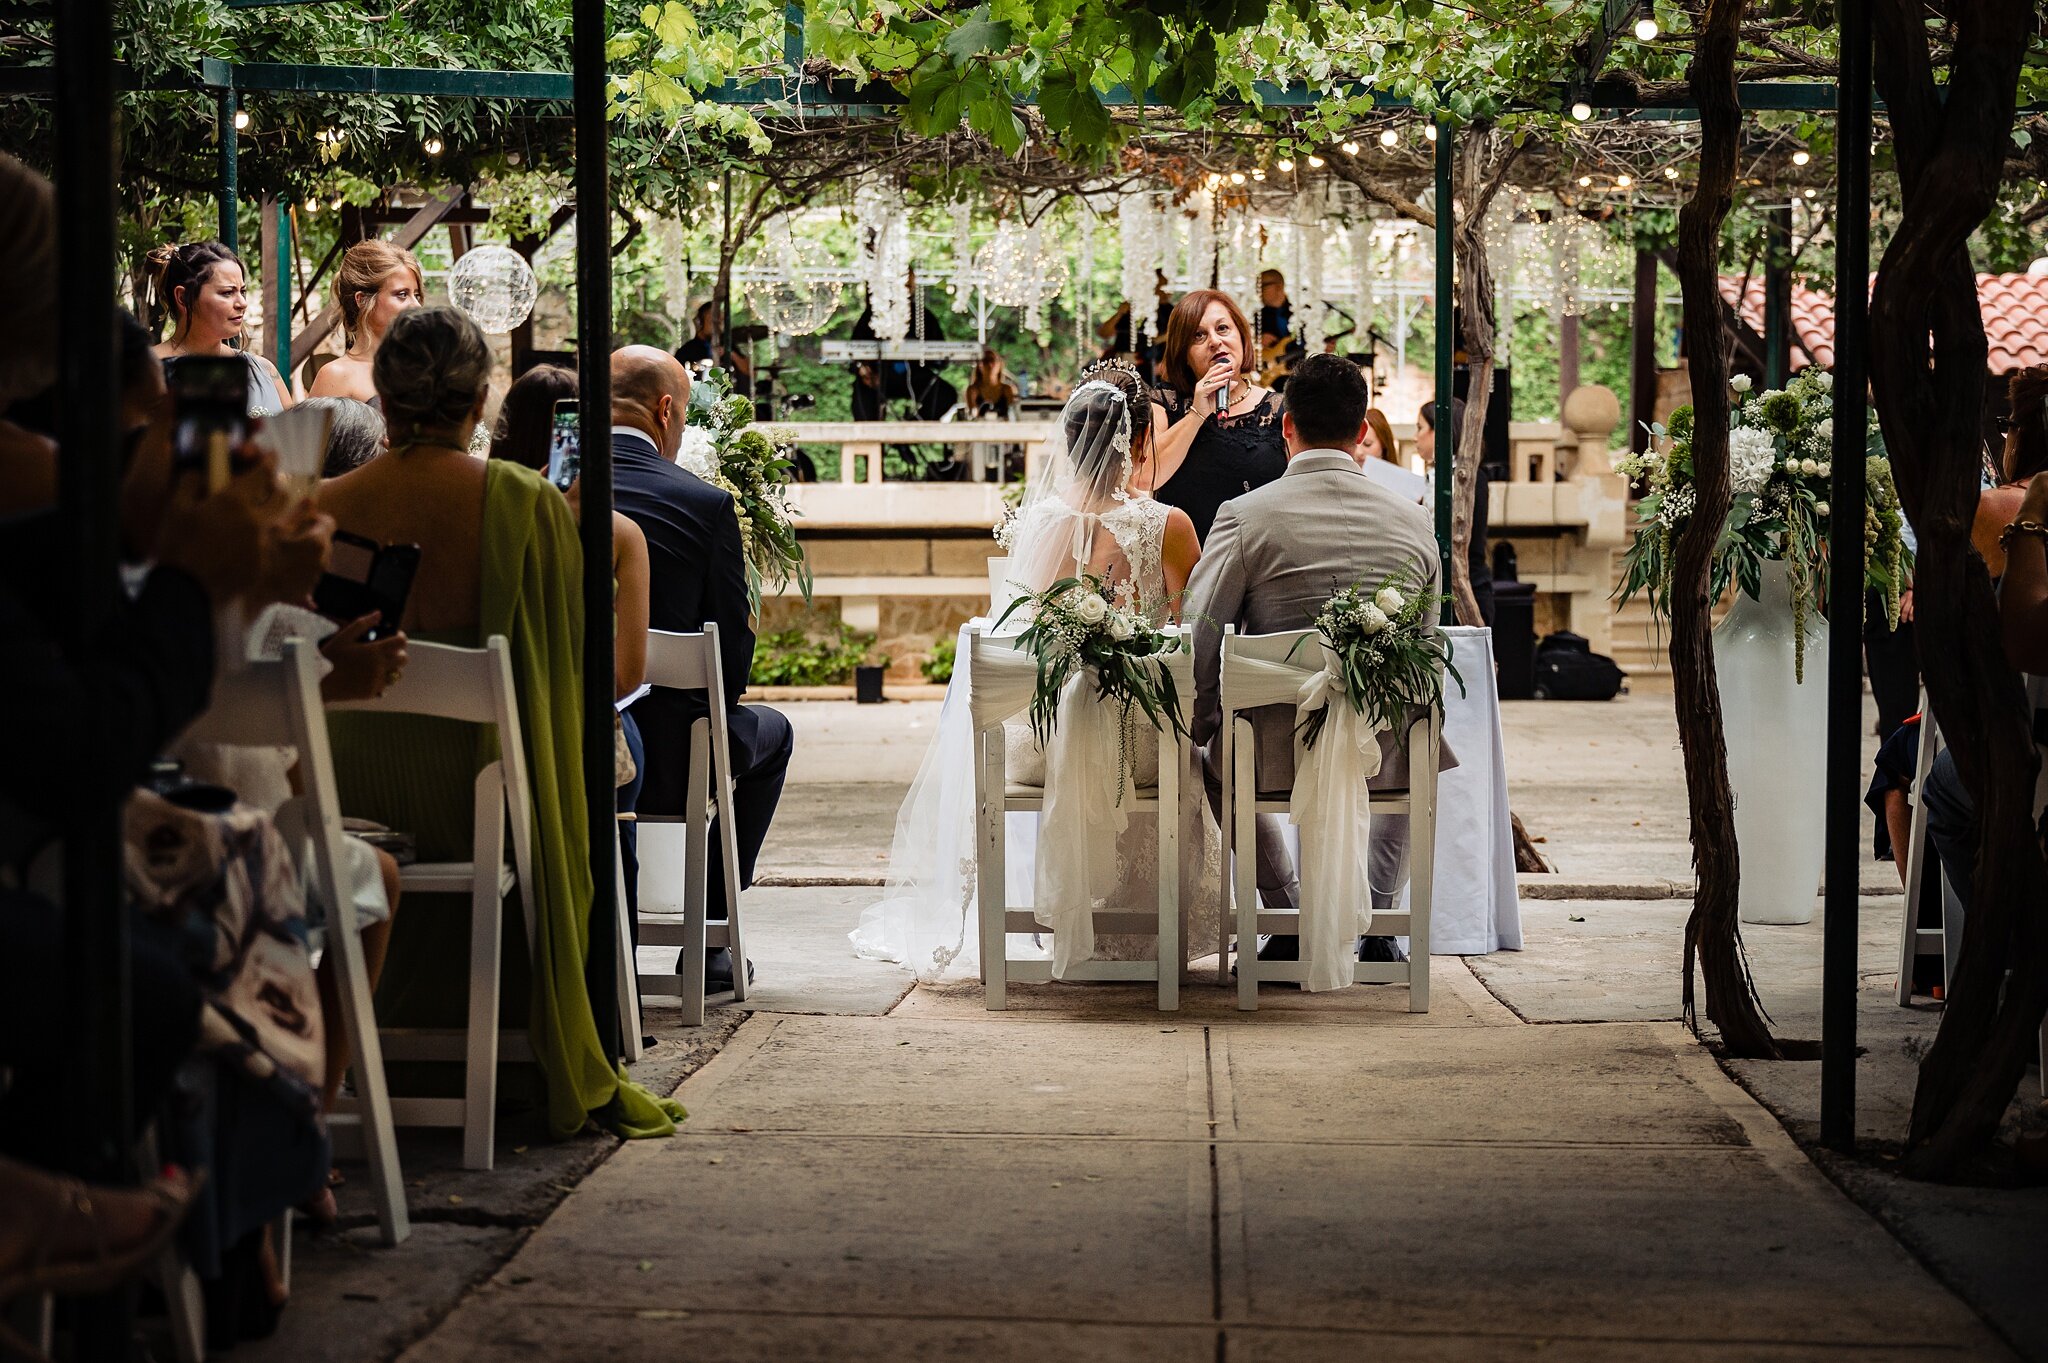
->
<box><xmin>1670</xmin><ymin>0</ymin><xmax>1781</xmax><ymax>1059</ymax></box>
<box><xmin>1869</xmin><ymin>0</ymin><xmax>2048</xmax><ymax>1178</ymax></box>
<box><xmin>1448</xmin><ymin>123</ymin><xmax>1521</xmax><ymax>629</ymax></box>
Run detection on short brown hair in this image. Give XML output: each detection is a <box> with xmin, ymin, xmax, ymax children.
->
<box><xmin>335</xmin><ymin>239</ymin><xmax>424</xmax><ymax>342</ymax></box>
<box><xmin>1158</xmin><ymin>288</ymin><xmax>1256</xmax><ymax>399</ymax></box>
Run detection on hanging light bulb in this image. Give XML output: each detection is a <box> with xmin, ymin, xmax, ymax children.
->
<box><xmin>424</xmin><ymin>137</ymin><xmax>445</xmax><ymax>156</ymax></box>
<box><xmin>1577</xmin><ymin>174</ymin><xmax>1593</xmax><ymax>188</ymax></box>
<box><xmin>331</xmin><ymin>196</ymin><xmax>344</xmax><ymax>210</ymax></box>
<box><xmin>1633</xmin><ymin>15</ymin><xmax>1658</xmax><ymax>40</ymax></box>
<box><xmin>1379</xmin><ymin>129</ymin><xmax>1398</xmax><ymax>148</ymax></box>
<box><xmin>1342</xmin><ymin>140</ymin><xmax>1361</xmax><ymax>155</ymax></box>
<box><xmin>233</xmin><ymin>109</ymin><xmax>250</xmax><ymax>131</ymax></box>
<box><xmin>1424</xmin><ymin>123</ymin><xmax>1438</xmax><ymax>142</ymax></box>
<box><xmin>1207</xmin><ymin>171</ymin><xmax>1223</xmax><ymax>187</ymax></box>
<box><xmin>1803</xmin><ymin>188</ymin><xmax>1817</xmax><ymax>199</ymax></box>
<box><xmin>1251</xmin><ymin>167</ymin><xmax>1266</xmax><ymax>182</ymax></box>
<box><xmin>1664</xmin><ymin>166</ymin><xmax>1680</xmax><ymax>180</ymax></box>
<box><xmin>1791</xmin><ymin>148</ymin><xmax>1811</xmax><ymax>166</ymax></box>
<box><xmin>1277</xmin><ymin>158</ymin><xmax>1295</xmax><ymax>172</ymax></box>
<box><xmin>1616</xmin><ymin>174</ymin><xmax>1633</xmax><ymax>188</ymax></box>
<box><xmin>1571</xmin><ymin>101</ymin><xmax>1594</xmax><ymax>122</ymax></box>
<box><xmin>1230</xmin><ymin>171</ymin><xmax>1245</xmax><ymax>185</ymax></box>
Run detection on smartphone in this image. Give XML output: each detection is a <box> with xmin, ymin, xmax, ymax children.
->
<box><xmin>165</xmin><ymin>355</ymin><xmax>251</xmax><ymax>493</ymax></box>
<box><xmin>548</xmin><ymin>399</ymin><xmax>580</xmax><ymax>491</ymax></box>
<box><xmin>313</xmin><ymin>531</ymin><xmax>420</xmax><ymax>641</ymax></box>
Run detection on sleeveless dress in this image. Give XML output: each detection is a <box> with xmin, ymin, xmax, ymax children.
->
<box><xmin>1151</xmin><ymin>388</ymin><xmax>1288</xmax><ymax>543</ymax></box>
<box><xmin>1003</xmin><ymin>495</ymin><xmax>1225</xmax><ymax>965</ymax></box>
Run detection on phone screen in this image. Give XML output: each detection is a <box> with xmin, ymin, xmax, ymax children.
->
<box><xmin>166</xmin><ymin>355</ymin><xmax>251</xmax><ymax>493</ymax></box>
<box><xmin>548</xmin><ymin>400</ymin><xmax>581</xmax><ymax>491</ymax></box>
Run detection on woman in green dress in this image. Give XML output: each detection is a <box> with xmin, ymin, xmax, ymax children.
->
<box><xmin>321</xmin><ymin>306</ymin><xmax>682</xmax><ymax>1141</ymax></box>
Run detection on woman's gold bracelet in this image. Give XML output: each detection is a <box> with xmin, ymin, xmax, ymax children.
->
<box><xmin>1999</xmin><ymin>518</ymin><xmax>2048</xmax><ymax>551</ymax></box>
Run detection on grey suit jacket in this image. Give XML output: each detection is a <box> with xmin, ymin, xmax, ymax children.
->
<box><xmin>1186</xmin><ymin>448</ymin><xmax>1451</xmax><ymax>795</ymax></box>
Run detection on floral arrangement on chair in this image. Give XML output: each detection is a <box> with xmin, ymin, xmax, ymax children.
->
<box><xmin>994</xmin><ymin>575</ymin><xmax>1187</xmax><ymax>795</ymax></box>
<box><xmin>1613</xmin><ymin>367</ymin><xmax>1911</xmax><ymax>680</ymax></box>
<box><xmin>1294</xmin><ymin>569</ymin><xmax>1458</xmax><ymax>751</ymax></box>
<box><xmin>677</xmin><ymin>366</ymin><xmax>812</xmax><ymax>609</ymax></box>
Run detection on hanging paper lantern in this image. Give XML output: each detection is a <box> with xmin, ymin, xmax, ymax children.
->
<box><xmin>447</xmin><ymin>244</ymin><xmax>537</xmax><ymax>334</ymax></box>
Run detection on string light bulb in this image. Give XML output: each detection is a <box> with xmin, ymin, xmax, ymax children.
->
<box><xmin>1616</xmin><ymin>174</ymin><xmax>1633</xmax><ymax>188</ymax></box>
<box><xmin>1424</xmin><ymin>123</ymin><xmax>1438</xmax><ymax>141</ymax></box>
<box><xmin>1229</xmin><ymin>171</ymin><xmax>1245</xmax><ymax>185</ymax></box>
<box><xmin>1633</xmin><ymin>16</ymin><xmax>1658</xmax><ymax>40</ymax></box>
<box><xmin>1791</xmin><ymin>148</ymin><xmax>1811</xmax><ymax>166</ymax></box>
<box><xmin>1803</xmin><ymin>188</ymin><xmax>1817</xmax><ymax>199</ymax></box>
<box><xmin>1379</xmin><ymin>129</ymin><xmax>1398</xmax><ymax>147</ymax></box>
<box><xmin>1664</xmin><ymin>166</ymin><xmax>1680</xmax><ymax>179</ymax></box>
<box><xmin>232</xmin><ymin>109</ymin><xmax>250</xmax><ymax>131</ymax></box>
<box><xmin>1306</xmin><ymin>154</ymin><xmax>1326</xmax><ymax>168</ymax></box>
<box><xmin>1342</xmin><ymin>140</ymin><xmax>1361</xmax><ymax>155</ymax></box>
<box><xmin>423</xmin><ymin>137</ymin><xmax>444</xmax><ymax>156</ymax></box>
<box><xmin>1571</xmin><ymin>101</ymin><xmax>1594</xmax><ymax>122</ymax></box>
<box><xmin>1277</xmin><ymin>157</ymin><xmax>1295</xmax><ymax>172</ymax></box>
<box><xmin>1577</xmin><ymin>174</ymin><xmax>1593</xmax><ymax>187</ymax></box>
<box><xmin>1251</xmin><ymin>167</ymin><xmax>1266</xmax><ymax>181</ymax></box>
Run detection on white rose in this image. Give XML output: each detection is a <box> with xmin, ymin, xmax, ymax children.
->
<box><xmin>1815</xmin><ymin>501</ymin><xmax>1831</xmax><ymax>517</ymax></box>
<box><xmin>1107</xmin><ymin>612</ymin><xmax>1135</xmax><ymax>642</ymax></box>
<box><xmin>1074</xmin><ymin>593</ymin><xmax>1109</xmax><ymax>626</ymax></box>
<box><xmin>1373</xmin><ymin>586</ymin><xmax>1405</xmax><ymax>615</ymax></box>
<box><xmin>1815</xmin><ymin>418</ymin><xmax>1834</xmax><ymax>443</ymax></box>
<box><xmin>1358</xmin><ymin>603</ymin><xmax>1390</xmax><ymax>635</ymax></box>
<box><xmin>1729</xmin><ymin>374</ymin><xmax>1753</xmax><ymax>393</ymax></box>
<box><xmin>1799</xmin><ymin>458</ymin><xmax>1820</xmax><ymax>476</ymax></box>
<box><xmin>1816</xmin><ymin>370</ymin><xmax>1835</xmax><ymax>389</ymax></box>
<box><xmin>1784</xmin><ymin>457</ymin><xmax>1801</xmax><ymax>474</ymax></box>
<box><xmin>1816</xmin><ymin>460</ymin><xmax>1832</xmax><ymax>478</ymax></box>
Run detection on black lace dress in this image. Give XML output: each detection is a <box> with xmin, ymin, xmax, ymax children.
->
<box><xmin>1150</xmin><ymin>388</ymin><xmax>1289</xmax><ymax>543</ymax></box>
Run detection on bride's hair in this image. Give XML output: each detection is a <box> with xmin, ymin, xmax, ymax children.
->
<box><xmin>1070</xmin><ymin>358</ymin><xmax>1153</xmax><ymax>463</ymax></box>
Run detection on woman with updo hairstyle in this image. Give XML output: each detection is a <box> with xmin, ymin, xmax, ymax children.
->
<box><xmin>148</xmin><ymin>239</ymin><xmax>293</xmax><ymax>415</ymax></box>
<box><xmin>309</xmin><ymin>240</ymin><xmax>425</xmax><ymax>404</ymax></box>
<box><xmin>1137</xmin><ymin>287</ymin><xmax>1286</xmax><ymax>544</ymax></box>
<box><xmin>318</xmin><ymin>307</ymin><xmax>684</xmax><ymax>1146</ymax></box>
<box><xmin>1974</xmin><ymin>365</ymin><xmax>2048</xmax><ymax>577</ymax></box>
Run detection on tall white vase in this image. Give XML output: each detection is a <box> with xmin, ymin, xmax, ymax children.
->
<box><xmin>1713</xmin><ymin>559</ymin><xmax>1830</xmax><ymax>925</ymax></box>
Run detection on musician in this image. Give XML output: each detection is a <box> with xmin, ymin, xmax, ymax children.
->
<box><xmin>674</xmin><ymin>300</ymin><xmax>754</xmax><ymax>396</ymax></box>
<box><xmin>1256</xmin><ymin>269</ymin><xmax>1305</xmax><ymax>387</ymax></box>
<box><xmin>849</xmin><ymin>273</ymin><xmax>957</xmax><ymax>423</ymax></box>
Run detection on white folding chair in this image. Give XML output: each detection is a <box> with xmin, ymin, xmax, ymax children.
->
<box><xmin>329</xmin><ymin>636</ymin><xmax>535</xmax><ymax>1172</ymax></box>
<box><xmin>181</xmin><ymin>639</ymin><xmax>410</xmax><ymax>1243</ymax></box>
<box><xmin>970</xmin><ymin>623</ymin><xmax>1193</xmax><ymax>1012</ymax></box>
<box><xmin>633</xmin><ymin>624</ymin><xmax>750</xmax><ymax>1028</ymax></box>
<box><xmin>1219</xmin><ymin>626</ymin><xmax>1440</xmax><ymax>1012</ymax></box>
<box><xmin>1895</xmin><ymin>693</ymin><xmax>1962</xmax><ymax>1004</ymax></box>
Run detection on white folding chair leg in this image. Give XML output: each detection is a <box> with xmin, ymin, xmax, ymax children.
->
<box><xmin>712</xmin><ymin>721</ymin><xmax>749</xmax><ymax>1007</ymax></box>
<box><xmin>321</xmin><ymin>847</ymin><xmax>409</xmax><ymax>1241</ymax></box>
<box><xmin>615</xmin><ymin>817</ymin><xmax>644</xmax><ymax>1064</ymax></box>
<box><xmin>1234</xmin><ymin>720</ymin><xmax>1260</xmax><ymax>1012</ymax></box>
<box><xmin>1407</xmin><ymin>740</ymin><xmax>1436</xmax><ymax>1016</ymax></box>
<box><xmin>461</xmin><ymin>765</ymin><xmax>507</xmax><ymax>1172</ymax></box>
<box><xmin>1216</xmin><ymin>727</ymin><xmax>1233</xmax><ymax>987</ymax></box>
<box><xmin>1897</xmin><ymin>693</ymin><xmax>1940</xmax><ymax>1005</ymax></box>
<box><xmin>979</xmin><ymin>731</ymin><xmax>1008</xmax><ymax>1011</ymax></box>
<box><xmin>680</xmin><ymin>729</ymin><xmax>713</xmax><ymax>1027</ymax></box>
<box><xmin>160</xmin><ymin>1248</ymin><xmax>206</xmax><ymax>1363</ymax></box>
<box><xmin>1156</xmin><ymin>733</ymin><xmax>1180</xmax><ymax>1012</ymax></box>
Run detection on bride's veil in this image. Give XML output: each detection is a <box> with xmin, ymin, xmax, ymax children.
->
<box><xmin>1000</xmin><ymin>375</ymin><xmax>1139</xmax><ymax>610</ymax></box>
<box><xmin>850</xmin><ymin>371</ymin><xmax>1141</xmax><ymax>980</ymax></box>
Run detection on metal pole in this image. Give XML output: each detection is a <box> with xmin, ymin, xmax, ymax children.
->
<box><xmin>274</xmin><ymin>199</ymin><xmax>292</xmax><ymax>379</ymax></box>
<box><xmin>56</xmin><ymin>0</ymin><xmax>130</xmax><ymax>1185</ymax></box>
<box><xmin>1433</xmin><ymin>116</ymin><xmax>1455</xmax><ymax>623</ymax></box>
<box><xmin>574</xmin><ymin>0</ymin><xmax>621</xmax><ymax>1057</ymax></box>
<box><xmin>1764</xmin><ymin>203</ymin><xmax>1792</xmax><ymax>390</ymax></box>
<box><xmin>219</xmin><ymin>88</ymin><xmax>239</xmax><ymax>251</ymax></box>
<box><xmin>1822</xmin><ymin>0</ymin><xmax>1872</xmax><ymax>1155</ymax></box>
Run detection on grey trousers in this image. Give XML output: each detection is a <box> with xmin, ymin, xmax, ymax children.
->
<box><xmin>1200</xmin><ymin>742</ymin><xmax>1412</xmax><ymax>913</ymax></box>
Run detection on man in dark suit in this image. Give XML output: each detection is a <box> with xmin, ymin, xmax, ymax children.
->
<box><xmin>611</xmin><ymin>346</ymin><xmax>792</xmax><ymax>989</ymax></box>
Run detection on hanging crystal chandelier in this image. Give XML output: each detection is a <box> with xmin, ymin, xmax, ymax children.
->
<box><xmin>974</xmin><ymin>218</ymin><xmax>1069</xmax><ymax>312</ymax></box>
<box><xmin>740</xmin><ymin>219</ymin><xmax>841</xmax><ymax>336</ymax></box>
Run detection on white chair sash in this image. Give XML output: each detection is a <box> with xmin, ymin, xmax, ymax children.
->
<box><xmin>970</xmin><ymin>642</ymin><xmax>1147</xmax><ymax>979</ymax></box>
<box><xmin>1230</xmin><ymin>645</ymin><xmax>1387</xmax><ymax>993</ymax></box>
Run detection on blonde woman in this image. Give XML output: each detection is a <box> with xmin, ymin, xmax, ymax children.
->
<box><xmin>309</xmin><ymin>239</ymin><xmax>425</xmax><ymax>403</ymax></box>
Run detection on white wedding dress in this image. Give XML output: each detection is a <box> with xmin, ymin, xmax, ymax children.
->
<box><xmin>851</xmin><ymin>378</ymin><xmax>1224</xmax><ymax>981</ymax></box>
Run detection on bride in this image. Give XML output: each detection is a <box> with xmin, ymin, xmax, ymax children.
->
<box><xmin>851</xmin><ymin>361</ymin><xmax>1219</xmax><ymax>980</ymax></box>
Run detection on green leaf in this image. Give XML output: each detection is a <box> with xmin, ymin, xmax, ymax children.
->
<box><xmin>943</xmin><ymin>12</ymin><xmax>1013</xmax><ymax>69</ymax></box>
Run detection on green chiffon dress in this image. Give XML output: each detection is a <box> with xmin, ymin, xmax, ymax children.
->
<box><xmin>328</xmin><ymin>459</ymin><xmax>685</xmax><ymax>1141</ymax></box>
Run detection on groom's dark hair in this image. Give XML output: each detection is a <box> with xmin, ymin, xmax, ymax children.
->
<box><xmin>1285</xmin><ymin>353</ymin><xmax>1371</xmax><ymax>448</ymax></box>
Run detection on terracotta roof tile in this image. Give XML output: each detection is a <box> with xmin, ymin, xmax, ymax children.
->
<box><xmin>1720</xmin><ymin>273</ymin><xmax>2048</xmax><ymax>375</ymax></box>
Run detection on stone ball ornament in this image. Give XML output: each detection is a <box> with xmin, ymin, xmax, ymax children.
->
<box><xmin>448</xmin><ymin>244</ymin><xmax>538</xmax><ymax>334</ymax></box>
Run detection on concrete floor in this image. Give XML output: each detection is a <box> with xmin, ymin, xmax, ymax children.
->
<box><xmin>236</xmin><ymin>692</ymin><xmax>2044</xmax><ymax>1363</ymax></box>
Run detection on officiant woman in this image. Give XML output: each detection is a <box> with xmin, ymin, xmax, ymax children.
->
<box><xmin>1139</xmin><ymin>289</ymin><xmax>1288</xmax><ymax>543</ymax></box>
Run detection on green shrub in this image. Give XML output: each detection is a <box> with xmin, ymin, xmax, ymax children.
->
<box><xmin>921</xmin><ymin>635</ymin><xmax>956</xmax><ymax>684</ymax></box>
<box><xmin>750</xmin><ymin>623</ymin><xmax>878</xmax><ymax>687</ymax></box>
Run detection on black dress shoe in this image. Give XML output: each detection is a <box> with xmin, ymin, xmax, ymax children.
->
<box><xmin>1357</xmin><ymin>935</ymin><xmax>1408</xmax><ymax>963</ymax></box>
<box><xmin>1255</xmin><ymin>934</ymin><xmax>1300</xmax><ymax>962</ymax></box>
<box><xmin>701</xmin><ymin>947</ymin><xmax>756</xmax><ymax>992</ymax></box>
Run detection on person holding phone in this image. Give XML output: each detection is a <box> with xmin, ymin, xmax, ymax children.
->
<box><xmin>148</xmin><ymin>240</ymin><xmax>293</xmax><ymax>417</ymax></box>
<box><xmin>1138</xmin><ymin>289</ymin><xmax>1289</xmax><ymax>544</ymax></box>
<box><xmin>308</xmin><ymin>240</ymin><xmax>425</xmax><ymax>405</ymax></box>
<box><xmin>320</xmin><ymin>307</ymin><xmax>683</xmax><ymax>1144</ymax></box>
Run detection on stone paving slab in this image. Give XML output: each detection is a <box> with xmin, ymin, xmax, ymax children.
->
<box><xmin>1222</xmin><ymin>1329</ymin><xmax>1999</xmax><ymax>1362</ymax></box>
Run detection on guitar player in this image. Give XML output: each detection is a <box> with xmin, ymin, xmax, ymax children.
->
<box><xmin>1256</xmin><ymin>268</ymin><xmax>1303</xmax><ymax>387</ymax></box>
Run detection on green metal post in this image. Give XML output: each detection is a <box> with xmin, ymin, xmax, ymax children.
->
<box><xmin>1763</xmin><ymin>203</ymin><xmax>1791</xmax><ymax>390</ymax></box>
<box><xmin>274</xmin><ymin>199</ymin><xmax>292</xmax><ymax>381</ymax></box>
<box><xmin>1433</xmin><ymin>117</ymin><xmax>1455</xmax><ymax>624</ymax></box>
<box><xmin>219</xmin><ymin>88</ymin><xmax>239</xmax><ymax>251</ymax></box>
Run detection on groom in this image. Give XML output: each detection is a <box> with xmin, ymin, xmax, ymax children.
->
<box><xmin>1184</xmin><ymin>352</ymin><xmax>1446</xmax><ymax>959</ymax></box>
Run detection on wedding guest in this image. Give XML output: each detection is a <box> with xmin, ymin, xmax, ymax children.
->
<box><xmin>965</xmin><ymin>346</ymin><xmax>1018</xmax><ymax>417</ymax></box>
<box><xmin>148</xmin><ymin>239</ymin><xmax>293</xmax><ymax>415</ymax></box>
<box><xmin>301</xmin><ymin>395</ymin><xmax>387</xmax><ymax>477</ymax></box>
<box><xmin>1971</xmin><ymin>365</ymin><xmax>2048</xmax><ymax>577</ymax></box>
<box><xmin>1355</xmin><ymin>406</ymin><xmax>1427</xmax><ymax>504</ymax></box>
<box><xmin>611</xmin><ymin>345</ymin><xmax>791</xmax><ymax>991</ymax></box>
<box><xmin>1141</xmin><ymin>289</ymin><xmax>1288</xmax><ymax>543</ymax></box>
<box><xmin>320</xmin><ymin>307</ymin><xmax>683</xmax><ymax>1142</ymax></box>
<box><xmin>674</xmin><ymin>301</ymin><xmax>754</xmax><ymax>396</ymax></box>
<box><xmin>1417</xmin><ymin>397</ymin><xmax>1495</xmax><ymax>625</ymax></box>
<box><xmin>308</xmin><ymin>239</ymin><xmax>425</xmax><ymax>404</ymax></box>
<box><xmin>1186</xmin><ymin>352</ymin><xmax>1448</xmax><ymax>965</ymax></box>
<box><xmin>489</xmin><ymin>362</ymin><xmax>654</xmax><ymax>924</ymax></box>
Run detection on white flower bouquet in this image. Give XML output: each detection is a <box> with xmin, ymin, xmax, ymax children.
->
<box><xmin>681</xmin><ymin>366</ymin><xmax>811</xmax><ymax>609</ymax></box>
<box><xmin>994</xmin><ymin>575</ymin><xmax>1187</xmax><ymax>795</ymax></box>
<box><xmin>1294</xmin><ymin>570</ymin><xmax>1459</xmax><ymax>751</ymax></box>
<box><xmin>1614</xmin><ymin>367</ymin><xmax>1911</xmax><ymax>680</ymax></box>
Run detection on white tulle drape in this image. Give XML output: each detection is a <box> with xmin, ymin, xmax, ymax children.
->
<box><xmin>1228</xmin><ymin>646</ymin><xmax>1391</xmax><ymax>992</ymax></box>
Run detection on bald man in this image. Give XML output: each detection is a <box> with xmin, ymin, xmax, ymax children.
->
<box><xmin>611</xmin><ymin>345</ymin><xmax>790</xmax><ymax>992</ymax></box>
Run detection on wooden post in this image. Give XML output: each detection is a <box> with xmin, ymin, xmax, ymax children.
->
<box><xmin>1558</xmin><ymin>310</ymin><xmax>1581</xmax><ymax>413</ymax></box>
<box><xmin>1629</xmin><ymin>249</ymin><xmax>1659</xmax><ymax>453</ymax></box>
